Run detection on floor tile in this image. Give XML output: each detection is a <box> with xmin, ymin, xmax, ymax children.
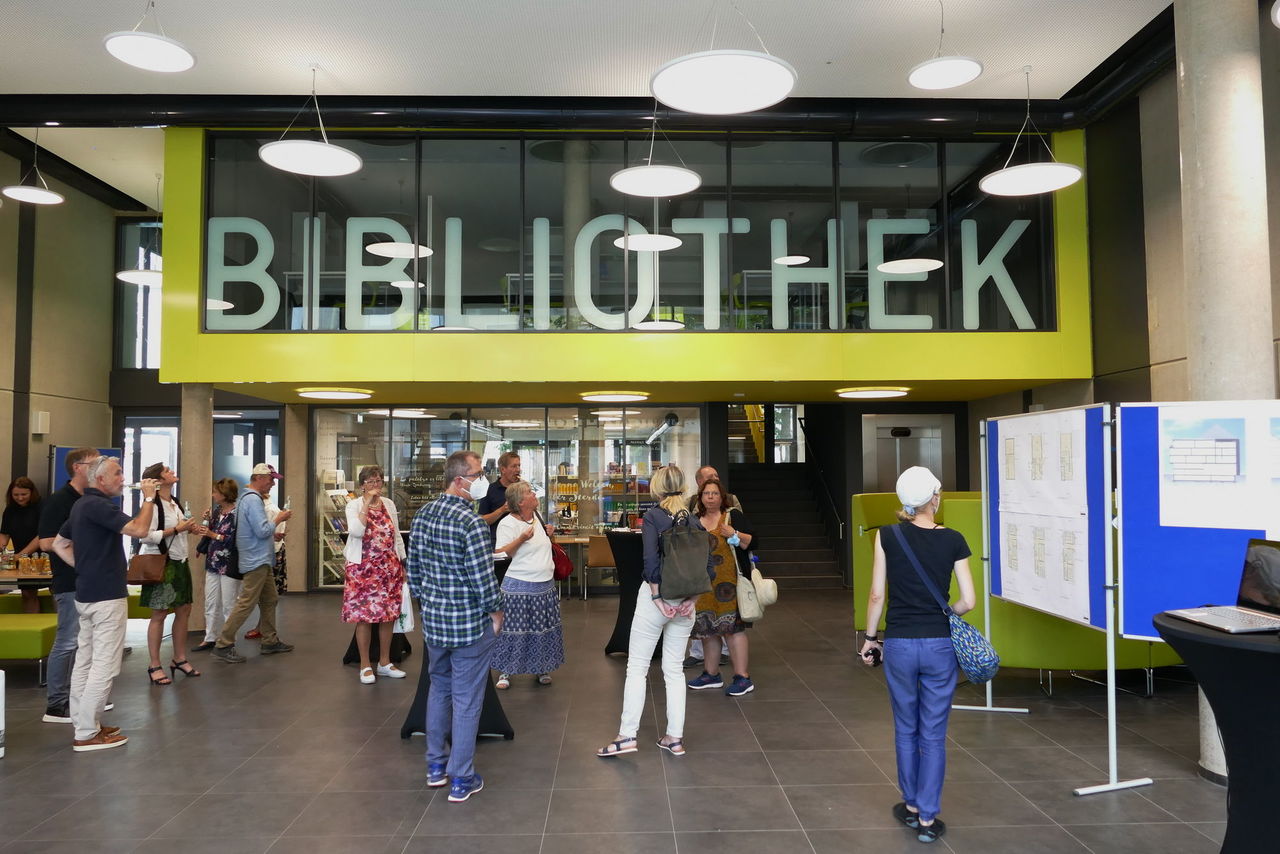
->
<box><xmin>747</xmin><ymin>719</ymin><xmax>858</xmax><ymax>751</ymax></box>
<box><xmin>542</xmin><ymin>832</ymin><xmax>677</xmax><ymax>854</ymax></box>
<box><xmin>1007</xmin><ymin>780</ymin><xmax>1174</xmax><ymax>825</ymax></box>
<box><xmin>662</xmin><ymin>749</ymin><xmax>779</xmax><ymax>787</ymax></box>
<box><xmin>22</xmin><ymin>792</ymin><xmax>201</xmax><ymax>840</ymax></box>
<box><xmin>151</xmin><ymin>792</ymin><xmax>317</xmax><ymax>838</ymax></box>
<box><xmin>670</xmin><ymin>784</ymin><xmax>802</xmax><ymax>832</ymax></box>
<box><xmin>283</xmin><ymin>790</ymin><xmax>431</xmax><ymax>836</ymax></box>
<box><xmin>964</xmin><ymin>746</ymin><xmax>1106</xmax><ymax>783</ymax></box>
<box><xmin>1062</xmin><ymin>822</ymin><xmax>1219</xmax><ymax>853</ymax></box>
<box><xmin>420</xmin><ymin>788</ymin><xmax>551</xmax><ymax>835</ymax></box>
<box><xmin>402</xmin><ymin>835</ymin><xmax>541</xmax><ymax>854</ymax></box>
<box><xmin>807</xmin><ymin>827</ymin><xmax>945</xmax><ymax>854</ymax></box>
<box><xmin>546</xmin><ymin>787</ymin><xmax>669</xmax><ymax>834</ymax></box>
<box><xmin>941</xmin><ymin>825</ymin><xmax>1094</xmax><ymax>853</ymax></box>
<box><xmin>1132</xmin><ymin>778</ymin><xmax>1228</xmax><ymax>823</ymax></box>
<box><xmin>781</xmin><ymin>783</ymin><xmax>901</xmax><ymax>829</ymax></box>
<box><xmin>675</xmin><ymin>829</ymin><xmax>813</xmax><ymax>853</ymax></box>
<box><xmin>766</xmin><ymin>749</ymin><xmax>890</xmax><ymax>786</ymax></box>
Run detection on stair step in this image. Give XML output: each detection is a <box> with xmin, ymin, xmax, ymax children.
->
<box><xmin>753</xmin><ymin>523</ymin><xmax>826</xmax><ymax>537</ymax></box>
<box><xmin>759</xmin><ymin>561</ymin><xmax>841</xmax><ymax>576</ymax></box>
<box><xmin>748</xmin><ymin>510</ymin><xmax>823</xmax><ymax>523</ymax></box>
<box><xmin>774</xmin><ymin>575</ymin><xmax>847</xmax><ymax>590</ymax></box>
<box><xmin>758</xmin><ymin>536</ymin><xmax>831</xmax><ymax>550</ymax></box>
<box><xmin>753</xmin><ymin>548</ymin><xmax>835</xmax><ymax>562</ymax></box>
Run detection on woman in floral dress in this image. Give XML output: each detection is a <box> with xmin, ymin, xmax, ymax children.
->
<box><xmin>192</xmin><ymin>478</ymin><xmax>240</xmax><ymax>652</ymax></box>
<box><xmin>343</xmin><ymin>465</ymin><xmax>408</xmax><ymax>684</ymax></box>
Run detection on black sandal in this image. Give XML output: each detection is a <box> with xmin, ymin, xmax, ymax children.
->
<box><xmin>892</xmin><ymin>802</ymin><xmax>920</xmax><ymax>829</ymax></box>
<box><xmin>170</xmin><ymin>659</ymin><xmax>201</xmax><ymax>679</ymax></box>
<box><xmin>917</xmin><ymin>818</ymin><xmax>946</xmax><ymax>843</ymax></box>
<box><xmin>147</xmin><ymin>665</ymin><xmax>172</xmax><ymax>686</ymax></box>
<box><xmin>191</xmin><ymin>641</ymin><xmax>216</xmax><ymax>652</ymax></box>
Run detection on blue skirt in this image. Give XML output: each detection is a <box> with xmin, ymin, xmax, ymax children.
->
<box><xmin>491</xmin><ymin>577</ymin><xmax>565</xmax><ymax>675</ymax></box>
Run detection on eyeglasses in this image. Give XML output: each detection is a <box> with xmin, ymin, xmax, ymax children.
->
<box><xmin>362</xmin><ymin>478</ymin><xmax>384</xmax><ymax>485</ymax></box>
<box><xmin>464</xmin><ymin>471</ymin><xmax>484</xmax><ymax>480</ymax></box>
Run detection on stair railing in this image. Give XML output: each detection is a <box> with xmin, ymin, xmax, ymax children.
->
<box><xmin>796</xmin><ymin>415</ymin><xmax>846</xmax><ymax>542</ymax></box>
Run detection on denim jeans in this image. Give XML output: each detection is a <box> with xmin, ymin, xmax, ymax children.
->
<box><xmin>426</xmin><ymin>623</ymin><xmax>497</xmax><ymax>782</ymax></box>
<box><xmin>883</xmin><ymin>636</ymin><xmax>958</xmax><ymax>823</ymax></box>
<box><xmin>46</xmin><ymin>591</ymin><xmax>80</xmax><ymax>708</ymax></box>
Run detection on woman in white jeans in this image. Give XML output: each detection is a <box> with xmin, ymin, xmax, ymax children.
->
<box><xmin>597</xmin><ymin>464</ymin><xmax>701</xmax><ymax>758</ymax></box>
<box><xmin>192</xmin><ymin>478</ymin><xmax>240</xmax><ymax>652</ymax></box>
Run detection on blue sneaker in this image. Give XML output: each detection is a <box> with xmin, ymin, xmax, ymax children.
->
<box><xmin>447</xmin><ymin>773</ymin><xmax>484</xmax><ymax>803</ymax></box>
<box><xmin>427</xmin><ymin>762</ymin><xmax>448</xmax><ymax>788</ymax></box>
<box><xmin>687</xmin><ymin>671</ymin><xmax>724</xmax><ymax>690</ymax></box>
<box><xmin>725</xmin><ymin>675</ymin><xmax>754</xmax><ymax>696</ymax></box>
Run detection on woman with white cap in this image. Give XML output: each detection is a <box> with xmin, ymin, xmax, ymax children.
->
<box><xmin>859</xmin><ymin>466</ymin><xmax>975</xmax><ymax>844</ymax></box>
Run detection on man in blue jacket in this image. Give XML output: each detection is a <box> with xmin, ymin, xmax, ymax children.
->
<box><xmin>214</xmin><ymin>463</ymin><xmax>294</xmax><ymax>663</ymax></box>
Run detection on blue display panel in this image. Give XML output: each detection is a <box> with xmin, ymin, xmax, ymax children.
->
<box><xmin>987</xmin><ymin>406</ymin><xmax>1108</xmax><ymax>630</ymax></box>
<box><xmin>1116</xmin><ymin>403</ymin><xmax>1274</xmax><ymax>641</ymax></box>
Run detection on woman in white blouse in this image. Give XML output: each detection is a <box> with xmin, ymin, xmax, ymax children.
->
<box><xmin>138</xmin><ymin>462</ymin><xmax>200</xmax><ymax>685</ymax></box>
<box><xmin>491</xmin><ymin>480</ymin><xmax>564</xmax><ymax>689</ymax></box>
<box><xmin>342</xmin><ymin>465</ymin><xmax>408</xmax><ymax>684</ymax></box>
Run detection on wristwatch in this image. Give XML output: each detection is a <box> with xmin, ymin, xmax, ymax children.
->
<box><xmin>865</xmin><ymin>633</ymin><xmax>880</xmax><ymax>642</ymax></box>
<box><xmin>651</xmin><ymin>593</ymin><xmax>663</xmax><ymax>600</ymax></box>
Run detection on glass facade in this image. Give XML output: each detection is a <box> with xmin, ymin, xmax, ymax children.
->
<box><xmin>203</xmin><ymin>133</ymin><xmax>1057</xmax><ymax>334</ymax></box>
<box><xmin>312</xmin><ymin>404</ymin><xmax>702</xmax><ymax>588</ymax></box>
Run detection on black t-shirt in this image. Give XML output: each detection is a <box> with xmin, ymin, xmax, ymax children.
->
<box><xmin>39</xmin><ymin>483</ymin><xmax>82</xmax><ymax>595</ymax></box>
<box><xmin>477</xmin><ymin>481</ymin><xmax>509</xmax><ymax>540</ymax></box>
<box><xmin>60</xmin><ymin>488</ymin><xmax>132</xmax><ymax>603</ymax></box>
<box><xmin>881</xmin><ymin>522</ymin><xmax>972</xmax><ymax>639</ymax></box>
<box><xmin>2</xmin><ymin>502</ymin><xmax>42</xmax><ymax>554</ymax></box>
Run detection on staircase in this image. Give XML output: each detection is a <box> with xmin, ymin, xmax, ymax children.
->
<box><xmin>727</xmin><ymin>463</ymin><xmax>844</xmax><ymax>590</ymax></box>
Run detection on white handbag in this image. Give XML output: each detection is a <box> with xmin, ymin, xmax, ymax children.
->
<box><xmin>395</xmin><ymin>582</ymin><xmax>415</xmax><ymax>633</ymax></box>
<box><xmin>737</xmin><ymin>572</ymin><xmax>764</xmax><ymax>622</ymax></box>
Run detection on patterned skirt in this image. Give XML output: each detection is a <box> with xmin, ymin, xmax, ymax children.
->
<box><xmin>342</xmin><ymin>553</ymin><xmax>405</xmax><ymax>624</ymax></box>
<box><xmin>139</xmin><ymin>558</ymin><xmax>194</xmax><ymax>611</ymax></box>
<box><xmin>490</xmin><ymin>578</ymin><xmax>565</xmax><ymax>676</ymax></box>
<box><xmin>691</xmin><ymin>541</ymin><xmax>750</xmax><ymax>638</ymax></box>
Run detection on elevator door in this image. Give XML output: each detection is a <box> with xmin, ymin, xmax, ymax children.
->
<box><xmin>861</xmin><ymin>414</ymin><xmax>956</xmax><ymax>494</ymax></box>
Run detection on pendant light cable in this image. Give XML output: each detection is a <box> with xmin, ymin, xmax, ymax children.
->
<box><xmin>934</xmin><ymin>0</ymin><xmax>945</xmax><ymax>58</ymax></box>
<box><xmin>19</xmin><ymin>127</ymin><xmax>54</xmax><ymax>193</ymax></box>
<box><xmin>996</xmin><ymin>66</ymin><xmax>1060</xmax><ymax>173</ymax></box>
<box><xmin>275</xmin><ymin>68</ymin><xmax>332</xmax><ymax>144</ymax></box>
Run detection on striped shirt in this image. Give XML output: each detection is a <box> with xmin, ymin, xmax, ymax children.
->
<box><xmin>406</xmin><ymin>492</ymin><xmax>501</xmax><ymax>648</ymax></box>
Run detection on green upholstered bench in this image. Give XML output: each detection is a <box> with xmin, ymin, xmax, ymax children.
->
<box><xmin>1</xmin><ymin>590</ymin><xmax>148</xmax><ymax>617</ymax></box>
<box><xmin>0</xmin><ymin>613</ymin><xmax>60</xmax><ymax>684</ymax></box>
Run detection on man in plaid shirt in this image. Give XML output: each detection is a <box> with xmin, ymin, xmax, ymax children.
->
<box><xmin>406</xmin><ymin>449</ymin><xmax>504</xmax><ymax>803</ymax></box>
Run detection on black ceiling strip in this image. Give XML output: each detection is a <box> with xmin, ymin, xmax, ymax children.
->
<box><xmin>0</xmin><ymin>129</ymin><xmax>147</xmax><ymax>211</ymax></box>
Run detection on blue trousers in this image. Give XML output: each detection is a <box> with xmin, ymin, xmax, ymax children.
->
<box><xmin>883</xmin><ymin>636</ymin><xmax>957</xmax><ymax>823</ymax></box>
<box><xmin>46</xmin><ymin>591</ymin><xmax>80</xmax><ymax>707</ymax></box>
<box><xmin>426</xmin><ymin>623</ymin><xmax>496</xmax><ymax>782</ymax></box>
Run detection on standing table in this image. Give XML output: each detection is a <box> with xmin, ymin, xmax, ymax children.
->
<box><xmin>1153</xmin><ymin>612</ymin><xmax>1280</xmax><ymax>853</ymax></box>
<box><xmin>604</xmin><ymin>530</ymin><xmax>647</xmax><ymax>656</ymax></box>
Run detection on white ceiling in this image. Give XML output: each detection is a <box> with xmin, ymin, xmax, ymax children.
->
<box><xmin>3</xmin><ymin>0</ymin><xmax>1171</xmax><ymax>205</ymax></box>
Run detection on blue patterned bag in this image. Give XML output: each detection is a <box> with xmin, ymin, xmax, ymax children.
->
<box><xmin>887</xmin><ymin>523</ymin><xmax>1000</xmax><ymax>684</ymax></box>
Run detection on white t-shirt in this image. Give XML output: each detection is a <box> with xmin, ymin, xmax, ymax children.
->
<box><xmin>139</xmin><ymin>495</ymin><xmax>189</xmax><ymax>561</ymax></box>
<box><xmin>496</xmin><ymin>513</ymin><xmax>553</xmax><ymax>583</ymax></box>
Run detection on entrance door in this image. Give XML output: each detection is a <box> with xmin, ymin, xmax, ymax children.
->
<box><xmin>860</xmin><ymin>414</ymin><xmax>956</xmax><ymax>493</ymax></box>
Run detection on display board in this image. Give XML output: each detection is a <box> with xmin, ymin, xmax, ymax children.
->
<box><xmin>1117</xmin><ymin>401</ymin><xmax>1279</xmax><ymax>641</ymax></box>
<box><xmin>48</xmin><ymin>446</ymin><xmax>122</xmax><ymax>492</ymax></box>
<box><xmin>987</xmin><ymin>406</ymin><xmax>1108</xmax><ymax>629</ymax></box>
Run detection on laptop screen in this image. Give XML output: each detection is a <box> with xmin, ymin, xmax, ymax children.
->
<box><xmin>1236</xmin><ymin>539</ymin><xmax>1280</xmax><ymax>615</ymax></box>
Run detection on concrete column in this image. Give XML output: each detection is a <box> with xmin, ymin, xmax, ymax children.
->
<box><xmin>1173</xmin><ymin>0</ymin><xmax>1278</xmax><ymax>783</ymax></box>
<box><xmin>282</xmin><ymin>404</ymin><xmax>309</xmax><ymax>593</ymax></box>
<box><xmin>179</xmin><ymin>383</ymin><xmax>214</xmax><ymax>633</ymax></box>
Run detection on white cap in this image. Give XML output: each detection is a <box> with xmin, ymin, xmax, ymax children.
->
<box><xmin>895</xmin><ymin>466</ymin><xmax>940</xmax><ymax>510</ymax></box>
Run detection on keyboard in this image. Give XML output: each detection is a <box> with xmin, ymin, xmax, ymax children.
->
<box><xmin>1166</xmin><ymin>605</ymin><xmax>1280</xmax><ymax>633</ymax></box>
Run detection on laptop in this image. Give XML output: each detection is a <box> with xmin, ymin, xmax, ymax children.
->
<box><xmin>1166</xmin><ymin>539</ymin><xmax>1280</xmax><ymax>633</ymax></box>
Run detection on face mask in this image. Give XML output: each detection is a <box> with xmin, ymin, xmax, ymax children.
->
<box><xmin>466</xmin><ymin>476</ymin><xmax>490</xmax><ymax>502</ymax></box>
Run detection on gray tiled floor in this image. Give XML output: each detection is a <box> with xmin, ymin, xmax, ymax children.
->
<box><xmin>0</xmin><ymin>591</ymin><xmax>1226</xmax><ymax>853</ymax></box>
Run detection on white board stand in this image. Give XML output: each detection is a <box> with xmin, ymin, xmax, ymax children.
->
<box><xmin>1073</xmin><ymin>409</ymin><xmax>1152</xmax><ymax>796</ymax></box>
<box><xmin>954</xmin><ymin>426</ymin><xmax>1028</xmax><ymax>716</ymax></box>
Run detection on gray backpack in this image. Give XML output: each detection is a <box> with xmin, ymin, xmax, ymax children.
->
<box><xmin>658</xmin><ymin>510</ymin><xmax>714</xmax><ymax>600</ymax></box>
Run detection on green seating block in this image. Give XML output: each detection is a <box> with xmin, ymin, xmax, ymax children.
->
<box><xmin>0</xmin><ymin>614</ymin><xmax>59</xmax><ymax>659</ymax></box>
<box><xmin>0</xmin><ymin>590</ymin><xmax>55</xmax><ymax>613</ymax></box>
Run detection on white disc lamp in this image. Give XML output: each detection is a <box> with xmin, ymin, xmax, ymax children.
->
<box><xmin>259</xmin><ymin>69</ymin><xmax>362</xmax><ymax>178</ymax></box>
<box><xmin>2</xmin><ymin>127</ymin><xmax>65</xmax><ymax>205</ymax></box>
<box><xmin>117</xmin><ymin>269</ymin><xmax>164</xmax><ymax>286</ymax></box>
<box><xmin>296</xmin><ymin>387</ymin><xmax>373</xmax><ymax>400</ymax></box>
<box><xmin>610</xmin><ymin>164</ymin><xmax>702</xmax><ymax>198</ymax></box>
<box><xmin>366</xmin><ymin>242</ymin><xmax>432</xmax><ymax>258</ymax></box>
<box><xmin>877</xmin><ymin>258</ymin><xmax>943</xmax><ymax>274</ymax></box>
<box><xmin>837</xmin><ymin>387</ymin><xmax>910</xmax><ymax>399</ymax></box>
<box><xmin>980</xmin><ymin>66</ymin><xmax>1083</xmax><ymax>197</ymax></box>
<box><xmin>774</xmin><ymin>255</ymin><xmax>810</xmax><ymax>266</ymax></box>
<box><xmin>908</xmin><ymin>56</ymin><xmax>982</xmax><ymax>90</ymax></box>
<box><xmin>979</xmin><ymin>162</ymin><xmax>1083</xmax><ymax>196</ymax></box>
<box><xmin>580</xmin><ymin>391</ymin><xmax>649</xmax><ymax>403</ymax></box>
<box><xmin>103</xmin><ymin>2</ymin><xmax>194</xmax><ymax>73</ymax></box>
<box><xmin>206</xmin><ymin>298</ymin><xmax>234</xmax><ymax>310</ymax></box>
<box><xmin>117</xmin><ymin>176</ymin><xmax>164</xmax><ymax>285</ymax></box>
<box><xmin>104</xmin><ymin>30</ymin><xmax>194</xmax><ymax>72</ymax></box>
<box><xmin>614</xmin><ymin>234</ymin><xmax>682</xmax><ymax>252</ymax></box>
<box><xmin>1273</xmin><ymin>0</ymin><xmax>1280</xmax><ymax>28</ymax></box>
<box><xmin>651</xmin><ymin>49</ymin><xmax>797</xmax><ymax>115</ymax></box>
<box><xmin>633</xmin><ymin>319</ymin><xmax>685</xmax><ymax>330</ymax></box>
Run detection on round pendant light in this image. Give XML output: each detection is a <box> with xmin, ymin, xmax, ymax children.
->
<box><xmin>103</xmin><ymin>30</ymin><xmax>194</xmax><ymax>72</ymax></box>
<box><xmin>610</xmin><ymin>164</ymin><xmax>702</xmax><ymax>198</ymax></box>
<box><xmin>580</xmin><ymin>391</ymin><xmax>650</xmax><ymax>403</ymax></box>
<box><xmin>391</xmin><ymin>280</ymin><xmax>425</xmax><ymax>289</ymax></box>
<box><xmin>297</xmin><ymin>387</ymin><xmax>373</xmax><ymax>400</ymax></box>
<box><xmin>651</xmin><ymin>49</ymin><xmax>797</xmax><ymax>115</ymax></box>
<box><xmin>633</xmin><ymin>319</ymin><xmax>685</xmax><ymax>330</ymax></box>
<box><xmin>773</xmin><ymin>255</ymin><xmax>810</xmax><ymax>266</ymax></box>
<box><xmin>908</xmin><ymin>56</ymin><xmax>982</xmax><ymax>90</ymax></box>
<box><xmin>1</xmin><ymin>184</ymin><xmax>64</xmax><ymax>205</ymax></box>
<box><xmin>206</xmin><ymin>298</ymin><xmax>234</xmax><ymax>310</ymax></box>
<box><xmin>614</xmin><ymin>234</ymin><xmax>682</xmax><ymax>252</ymax></box>
<box><xmin>979</xmin><ymin>162</ymin><xmax>1083</xmax><ymax>197</ymax></box>
<box><xmin>116</xmin><ymin>269</ymin><xmax>163</xmax><ymax>286</ymax></box>
<box><xmin>877</xmin><ymin>258</ymin><xmax>944</xmax><ymax>274</ymax></box>
<box><xmin>836</xmin><ymin>387</ymin><xmax>910</xmax><ymax>399</ymax></box>
<box><xmin>259</xmin><ymin>139</ymin><xmax>362</xmax><ymax>177</ymax></box>
<box><xmin>366</xmin><ymin>241</ymin><xmax>432</xmax><ymax>258</ymax></box>
<box><xmin>431</xmin><ymin>325</ymin><xmax>475</xmax><ymax>332</ymax></box>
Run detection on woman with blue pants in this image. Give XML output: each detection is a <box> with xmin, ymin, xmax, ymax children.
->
<box><xmin>860</xmin><ymin>466</ymin><xmax>976</xmax><ymax>844</ymax></box>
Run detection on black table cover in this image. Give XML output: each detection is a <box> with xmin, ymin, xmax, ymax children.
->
<box><xmin>399</xmin><ymin>653</ymin><xmax>515</xmax><ymax>740</ymax></box>
<box><xmin>605</xmin><ymin>530</ymin><xmax>646</xmax><ymax>656</ymax></box>
<box><xmin>342</xmin><ymin>629</ymin><xmax>412</xmax><ymax>666</ymax></box>
<box><xmin>1153</xmin><ymin>612</ymin><xmax>1280</xmax><ymax>853</ymax></box>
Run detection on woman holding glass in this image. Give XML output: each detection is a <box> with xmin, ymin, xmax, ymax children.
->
<box><xmin>343</xmin><ymin>464</ymin><xmax>408</xmax><ymax>684</ymax></box>
<box><xmin>0</xmin><ymin>477</ymin><xmax>44</xmax><ymax>613</ymax></box>
<box><xmin>685</xmin><ymin>477</ymin><xmax>757</xmax><ymax>697</ymax></box>
<box><xmin>491</xmin><ymin>480</ymin><xmax>563</xmax><ymax>688</ymax></box>
<box><xmin>597</xmin><ymin>464</ymin><xmax>700</xmax><ymax>758</ymax></box>
<box><xmin>138</xmin><ymin>461</ymin><xmax>200</xmax><ymax>685</ymax></box>
<box><xmin>192</xmin><ymin>478</ymin><xmax>240</xmax><ymax>653</ymax></box>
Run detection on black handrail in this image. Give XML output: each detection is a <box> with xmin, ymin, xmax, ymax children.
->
<box><xmin>796</xmin><ymin>416</ymin><xmax>845</xmax><ymax>541</ymax></box>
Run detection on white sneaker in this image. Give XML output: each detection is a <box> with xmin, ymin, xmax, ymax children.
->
<box><xmin>495</xmin><ymin>673</ymin><xmax>511</xmax><ymax>689</ymax></box>
<box><xmin>376</xmin><ymin>663</ymin><xmax>406</xmax><ymax>679</ymax></box>
<box><xmin>359</xmin><ymin>667</ymin><xmax>376</xmax><ymax>685</ymax></box>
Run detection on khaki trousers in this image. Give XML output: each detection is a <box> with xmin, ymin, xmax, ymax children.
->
<box><xmin>216</xmin><ymin>565</ymin><xmax>278</xmax><ymax>647</ymax></box>
<box><xmin>69</xmin><ymin>598</ymin><xmax>127</xmax><ymax>741</ymax></box>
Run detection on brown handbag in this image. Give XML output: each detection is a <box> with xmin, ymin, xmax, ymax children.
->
<box><xmin>127</xmin><ymin>493</ymin><xmax>170</xmax><ymax>584</ymax></box>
